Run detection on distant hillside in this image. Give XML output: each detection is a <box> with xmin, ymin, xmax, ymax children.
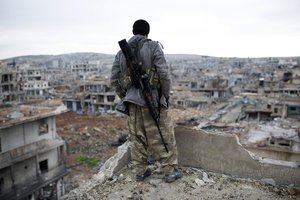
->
<box><xmin>1</xmin><ymin>52</ymin><xmax>114</xmax><ymax>66</ymax></box>
<box><xmin>1</xmin><ymin>52</ymin><xmax>299</xmax><ymax>68</ymax></box>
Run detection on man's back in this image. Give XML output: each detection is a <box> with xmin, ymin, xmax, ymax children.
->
<box><xmin>111</xmin><ymin>34</ymin><xmax>170</xmax><ymax>114</ymax></box>
<box><xmin>110</xmin><ymin>19</ymin><xmax>182</xmax><ymax>183</ymax></box>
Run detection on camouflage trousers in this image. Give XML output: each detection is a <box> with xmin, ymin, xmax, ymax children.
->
<box><xmin>128</xmin><ymin>104</ymin><xmax>178</xmax><ymax>175</ymax></box>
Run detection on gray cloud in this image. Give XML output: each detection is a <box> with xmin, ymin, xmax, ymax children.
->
<box><xmin>1</xmin><ymin>0</ymin><xmax>300</xmax><ymax>59</ymax></box>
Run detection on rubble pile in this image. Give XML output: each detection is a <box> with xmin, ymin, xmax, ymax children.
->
<box><xmin>65</xmin><ymin>165</ymin><xmax>300</xmax><ymax>200</ymax></box>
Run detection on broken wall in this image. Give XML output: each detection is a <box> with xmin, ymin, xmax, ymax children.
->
<box><xmin>175</xmin><ymin>126</ymin><xmax>300</xmax><ymax>185</ymax></box>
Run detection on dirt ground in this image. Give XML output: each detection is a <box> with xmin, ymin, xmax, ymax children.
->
<box><xmin>56</xmin><ymin>112</ymin><xmax>128</xmax><ymax>192</ymax></box>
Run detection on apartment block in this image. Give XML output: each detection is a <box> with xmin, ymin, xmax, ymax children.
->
<box><xmin>0</xmin><ymin>102</ymin><xmax>69</xmax><ymax>200</ymax></box>
<box><xmin>63</xmin><ymin>77</ymin><xmax>119</xmax><ymax>114</ymax></box>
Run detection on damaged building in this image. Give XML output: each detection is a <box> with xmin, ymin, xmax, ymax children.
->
<box><xmin>242</xmin><ymin>70</ymin><xmax>300</xmax><ymax>119</ymax></box>
<box><xmin>0</xmin><ymin>69</ymin><xmax>25</xmax><ymax>104</ymax></box>
<box><xmin>62</xmin><ymin>76</ymin><xmax>119</xmax><ymax>114</ymax></box>
<box><xmin>172</xmin><ymin>76</ymin><xmax>232</xmax><ymax>109</ymax></box>
<box><xmin>0</xmin><ymin>64</ymin><xmax>51</xmax><ymax>104</ymax></box>
<box><xmin>18</xmin><ymin>67</ymin><xmax>51</xmax><ymax>101</ymax></box>
<box><xmin>1</xmin><ymin>70</ymin><xmax>17</xmax><ymax>103</ymax></box>
<box><xmin>0</xmin><ymin>100</ymin><xmax>69</xmax><ymax>200</ymax></box>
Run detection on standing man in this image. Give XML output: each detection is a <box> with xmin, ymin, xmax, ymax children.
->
<box><xmin>110</xmin><ymin>19</ymin><xmax>182</xmax><ymax>183</ymax></box>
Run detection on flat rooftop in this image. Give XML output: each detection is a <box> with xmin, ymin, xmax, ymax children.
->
<box><xmin>0</xmin><ymin>98</ymin><xmax>67</xmax><ymax>129</ymax></box>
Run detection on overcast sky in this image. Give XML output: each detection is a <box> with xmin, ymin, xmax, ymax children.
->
<box><xmin>0</xmin><ymin>0</ymin><xmax>300</xmax><ymax>59</ymax></box>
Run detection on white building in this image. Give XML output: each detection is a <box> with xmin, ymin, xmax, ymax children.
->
<box><xmin>0</xmin><ymin>101</ymin><xmax>68</xmax><ymax>200</ymax></box>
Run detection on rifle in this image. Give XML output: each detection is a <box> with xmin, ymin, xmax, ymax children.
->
<box><xmin>118</xmin><ymin>39</ymin><xmax>169</xmax><ymax>153</ymax></box>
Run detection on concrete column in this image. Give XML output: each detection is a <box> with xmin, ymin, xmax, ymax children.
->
<box><xmin>22</xmin><ymin>124</ymin><xmax>26</xmax><ymax>145</ymax></box>
<box><xmin>282</xmin><ymin>104</ymin><xmax>287</xmax><ymax>119</ymax></box>
<box><xmin>56</xmin><ymin>178</ymin><xmax>65</xmax><ymax>199</ymax></box>
<box><xmin>10</xmin><ymin>165</ymin><xmax>16</xmax><ymax>195</ymax></box>
<box><xmin>35</xmin><ymin>154</ymin><xmax>41</xmax><ymax>177</ymax></box>
<box><xmin>72</xmin><ymin>102</ymin><xmax>77</xmax><ymax>112</ymax></box>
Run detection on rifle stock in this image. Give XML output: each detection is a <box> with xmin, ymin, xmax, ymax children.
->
<box><xmin>118</xmin><ymin>39</ymin><xmax>169</xmax><ymax>153</ymax></box>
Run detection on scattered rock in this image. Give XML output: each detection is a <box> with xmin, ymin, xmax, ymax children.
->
<box><xmin>261</xmin><ymin>178</ymin><xmax>276</xmax><ymax>186</ymax></box>
<box><xmin>149</xmin><ymin>179</ymin><xmax>162</xmax><ymax>187</ymax></box>
<box><xmin>93</xmin><ymin>127</ymin><xmax>101</xmax><ymax>132</ymax></box>
<box><xmin>195</xmin><ymin>178</ymin><xmax>205</xmax><ymax>186</ymax></box>
<box><xmin>118</xmin><ymin>173</ymin><xmax>125</xmax><ymax>181</ymax></box>
<box><xmin>203</xmin><ymin>172</ymin><xmax>215</xmax><ymax>183</ymax></box>
<box><xmin>125</xmin><ymin>176</ymin><xmax>133</xmax><ymax>182</ymax></box>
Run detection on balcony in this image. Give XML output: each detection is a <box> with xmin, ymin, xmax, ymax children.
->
<box><xmin>0</xmin><ymin>139</ymin><xmax>65</xmax><ymax>169</ymax></box>
<box><xmin>0</xmin><ymin>164</ymin><xmax>69</xmax><ymax>200</ymax></box>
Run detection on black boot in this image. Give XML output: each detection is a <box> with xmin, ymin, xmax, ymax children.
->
<box><xmin>165</xmin><ymin>169</ymin><xmax>182</xmax><ymax>183</ymax></box>
<box><xmin>136</xmin><ymin>168</ymin><xmax>151</xmax><ymax>181</ymax></box>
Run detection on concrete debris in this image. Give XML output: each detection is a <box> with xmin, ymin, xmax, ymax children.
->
<box><xmin>63</xmin><ymin>165</ymin><xmax>299</xmax><ymax>200</ymax></box>
<box><xmin>6</xmin><ymin>111</ymin><xmax>24</xmax><ymax>119</ymax></box>
<box><xmin>93</xmin><ymin>127</ymin><xmax>101</xmax><ymax>132</ymax></box>
<box><xmin>260</xmin><ymin>158</ymin><xmax>300</xmax><ymax>168</ymax></box>
<box><xmin>195</xmin><ymin>178</ymin><xmax>205</xmax><ymax>186</ymax></box>
<box><xmin>261</xmin><ymin>178</ymin><xmax>276</xmax><ymax>186</ymax></box>
<box><xmin>246</xmin><ymin>123</ymin><xmax>299</xmax><ymax>144</ymax></box>
<box><xmin>202</xmin><ymin>172</ymin><xmax>215</xmax><ymax>183</ymax></box>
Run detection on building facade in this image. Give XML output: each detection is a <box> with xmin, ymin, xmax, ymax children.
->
<box><xmin>0</xmin><ymin>104</ymin><xmax>68</xmax><ymax>200</ymax></box>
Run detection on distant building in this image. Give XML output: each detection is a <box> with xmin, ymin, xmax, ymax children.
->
<box><xmin>70</xmin><ymin>62</ymin><xmax>100</xmax><ymax>79</ymax></box>
<box><xmin>18</xmin><ymin>68</ymin><xmax>51</xmax><ymax>101</ymax></box>
<box><xmin>172</xmin><ymin>77</ymin><xmax>231</xmax><ymax>108</ymax></box>
<box><xmin>62</xmin><ymin>77</ymin><xmax>119</xmax><ymax>114</ymax></box>
<box><xmin>0</xmin><ymin>101</ymin><xmax>69</xmax><ymax>200</ymax></box>
<box><xmin>0</xmin><ymin>70</ymin><xmax>25</xmax><ymax>104</ymax></box>
<box><xmin>1</xmin><ymin>65</ymin><xmax>52</xmax><ymax>104</ymax></box>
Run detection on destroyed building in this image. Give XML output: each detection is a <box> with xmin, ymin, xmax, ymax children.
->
<box><xmin>0</xmin><ymin>64</ymin><xmax>51</xmax><ymax>104</ymax></box>
<box><xmin>70</xmin><ymin>62</ymin><xmax>99</xmax><ymax>76</ymax></box>
<box><xmin>62</xmin><ymin>76</ymin><xmax>119</xmax><ymax>114</ymax></box>
<box><xmin>0</xmin><ymin>100</ymin><xmax>69</xmax><ymax>200</ymax></box>
<box><xmin>18</xmin><ymin>67</ymin><xmax>51</xmax><ymax>101</ymax></box>
<box><xmin>0</xmin><ymin>69</ymin><xmax>24</xmax><ymax>103</ymax></box>
<box><xmin>242</xmin><ymin>70</ymin><xmax>300</xmax><ymax>119</ymax></box>
<box><xmin>171</xmin><ymin>76</ymin><xmax>232</xmax><ymax>109</ymax></box>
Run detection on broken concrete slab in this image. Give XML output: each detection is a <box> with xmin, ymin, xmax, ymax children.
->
<box><xmin>175</xmin><ymin>126</ymin><xmax>300</xmax><ymax>186</ymax></box>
